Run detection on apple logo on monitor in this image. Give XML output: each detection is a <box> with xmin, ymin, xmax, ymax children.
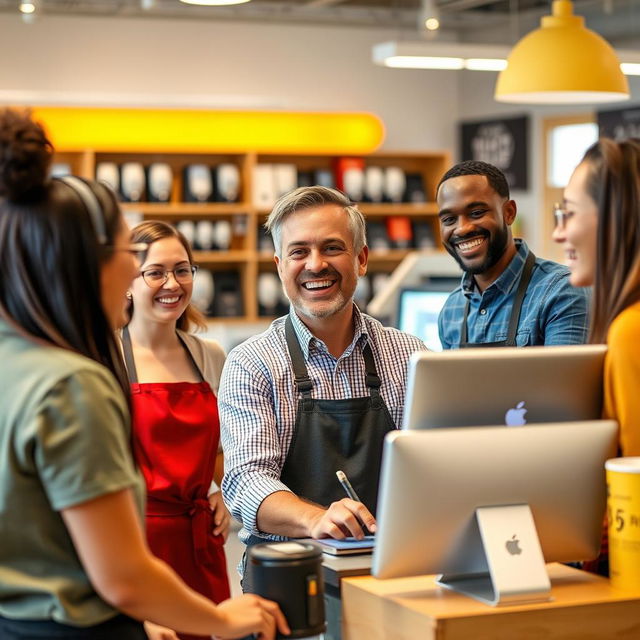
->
<box><xmin>505</xmin><ymin>401</ymin><xmax>527</xmax><ymax>426</ymax></box>
<box><xmin>505</xmin><ymin>534</ymin><xmax>522</xmax><ymax>555</ymax></box>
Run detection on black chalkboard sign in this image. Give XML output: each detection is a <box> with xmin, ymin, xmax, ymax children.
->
<box><xmin>460</xmin><ymin>115</ymin><xmax>529</xmax><ymax>190</ymax></box>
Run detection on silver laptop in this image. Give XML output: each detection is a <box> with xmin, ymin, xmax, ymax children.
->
<box><xmin>402</xmin><ymin>345</ymin><xmax>607</xmax><ymax>429</ymax></box>
<box><xmin>373</xmin><ymin>421</ymin><xmax>618</xmax><ymax>583</ymax></box>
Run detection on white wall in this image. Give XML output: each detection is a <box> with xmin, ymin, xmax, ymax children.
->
<box><xmin>0</xmin><ymin>14</ymin><xmax>458</xmax><ymax>152</ymax></box>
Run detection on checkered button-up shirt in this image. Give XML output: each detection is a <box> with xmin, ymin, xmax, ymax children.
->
<box><xmin>438</xmin><ymin>239</ymin><xmax>590</xmax><ymax>349</ymax></box>
<box><xmin>219</xmin><ymin>305</ymin><xmax>426</xmax><ymax>543</ymax></box>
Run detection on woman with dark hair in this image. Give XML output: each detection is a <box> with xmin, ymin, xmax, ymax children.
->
<box><xmin>122</xmin><ymin>220</ymin><xmax>231</xmax><ymax>640</ymax></box>
<box><xmin>0</xmin><ymin>109</ymin><xmax>287</xmax><ymax>640</ymax></box>
<box><xmin>553</xmin><ymin>137</ymin><xmax>640</xmax><ymax>457</ymax></box>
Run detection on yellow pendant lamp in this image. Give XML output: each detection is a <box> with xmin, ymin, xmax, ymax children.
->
<box><xmin>495</xmin><ymin>0</ymin><xmax>629</xmax><ymax>103</ymax></box>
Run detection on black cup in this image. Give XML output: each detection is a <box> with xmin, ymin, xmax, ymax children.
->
<box><xmin>248</xmin><ymin>541</ymin><xmax>326</xmax><ymax>639</ymax></box>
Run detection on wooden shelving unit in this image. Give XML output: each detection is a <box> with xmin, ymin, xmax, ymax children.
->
<box><xmin>58</xmin><ymin>149</ymin><xmax>451</xmax><ymax>322</ymax></box>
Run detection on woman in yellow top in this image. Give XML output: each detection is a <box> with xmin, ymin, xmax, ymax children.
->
<box><xmin>553</xmin><ymin>137</ymin><xmax>640</xmax><ymax>456</ymax></box>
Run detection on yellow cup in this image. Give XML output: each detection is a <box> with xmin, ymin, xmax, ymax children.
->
<box><xmin>606</xmin><ymin>457</ymin><xmax>640</xmax><ymax>590</ymax></box>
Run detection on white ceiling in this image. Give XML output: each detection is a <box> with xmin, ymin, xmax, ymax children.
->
<box><xmin>4</xmin><ymin>0</ymin><xmax>640</xmax><ymax>48</ymax></box>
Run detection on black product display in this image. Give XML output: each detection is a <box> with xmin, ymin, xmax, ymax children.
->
<box><xmin>257</xmin><ymin>271</ymin><xmax>280</xmax><ymax>316</ymax></box>
<box><xmin>297</xmin><ymin>170</ymin><xmax>314</xmax><ymax>188</ymax></box>
<box><xmin>342</xmin><ymin>167</ymin><xmax>365</xmax><ymax>202</ymax></box>
<box><xmin>363</xmin><ymin>166</ymin><xmax>385</xmax><ymax>203</ymax></box>
<box><xmin>213</xmin><ymin>220</ymin><xmax>232</xmax><ymax>251</ymax></box>
<box><xmin>120</xmin><ymin>162</ymin><xmax>146</xmax><ymax>202</ymax></box>
<box><xmin>147</xmin><ymin>162</ymin><xmax>173</xmax><ymax>203</ymax></box>
<box><xmin>175</xmin><ymin>220</ymin><xmax>196</xmax><ymax>247</ymax></box>
<box><xmin>258</xmin><ymin>227</ymin><xmax>275</xmax><ymax>252</ymax></box>
<box><xmin>194</xmin><ymin>220</ymin><xmax>216</xmax><ymax>251</ymax></box>
<box><xmin>297</xmin><ymin>169</ymin><xmax>335</xmax><ymax>189</ymax></box>
<box><xmin>403</xmin><ymin>173</ymin><xmax>427</xmax><ymax>203</ymax></box>
<box><xmin>366</xmin><ymin>221</ymin><xmax>391</xmax><ymax>251</ymax></box>
<box><xmin>258</xmin><ymin>299</ymin><xmax>289</xmax><ymax>318</ymax></box>
<box><xmin>248</xmin><ymin>542</ymin><xmax>326</xmax><ymax>639</ymax></box>
<box><xmin>183</xmin><ymin>165</ymin><xmax>214</xmax><ymax>203</ymax></box>
<box><xmin>413</xmin><ymin>221</ymin><xmax>437</xmax><ymax>249</ymax></box>
<box><xmin>95</xmin><ymin>162</ymin><xmax>120</xmax><ymax>196</ymax></box>
<box><xmin>214</xmin><ymin>163</ymin><xmax>241</xmax><ymax>203</ymax></box>
<box><xmin>211</xmin><ymin>271</ymin><xmax>243</xmax><ymax>317</ymax></box>
<box><xmin>383</xmin><ymin>166</ymin><xmax>406</xmax><ymax>203</ymax></box>
<box><xmin>191</xmin><ymin>268</ymin><xmax>215</xmax><ymax>315</ymax></box>
<box><xmin>314</xmin><ymin>168</ymin><xmax>335</xmax><ymax>189</ymax></box>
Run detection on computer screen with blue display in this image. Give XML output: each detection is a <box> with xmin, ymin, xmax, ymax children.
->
<box><xmin>396</xmin><ymin>279</ymin><xmax>458</xmax><ymax>351</ymax></box>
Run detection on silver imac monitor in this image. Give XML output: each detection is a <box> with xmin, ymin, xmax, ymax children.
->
<box><xmin>402</xmin><ymin>345</ymin><xmax>607</xmax><ymax>429</ymax></box>
<box><xmin>372</xmin><ymin>422</ymin><xmax>618</xmax><ymax>606</ymax></box>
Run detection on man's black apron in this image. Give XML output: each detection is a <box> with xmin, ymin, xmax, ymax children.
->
<box><xmin>459</xmin><ymin>251</ymin><xmax>536</xmax><ymax>349</ymax></box>
<box><xmin>241</xmin><ymin>315</ymin><xmax>396</xmax><ymax>595</ymax></box>
<box><xmin>279</xmin><ymin>315</ymin><xmax>396</xmax><ymax>514</ymax></box>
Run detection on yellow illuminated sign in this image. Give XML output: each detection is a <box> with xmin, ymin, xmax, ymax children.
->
<box><xmin>31</xmin><ymin>107</ymin><xmax>385</xmax><ymax>154</ymax></box>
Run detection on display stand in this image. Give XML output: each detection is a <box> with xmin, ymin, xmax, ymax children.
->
<box><xmin>437</xmin><ymin>504</ymin><xmax>551</xmax><ymax>606</ymax></box>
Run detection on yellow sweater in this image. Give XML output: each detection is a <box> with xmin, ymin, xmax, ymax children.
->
<box><xmin>604</xmin><ymin>301</ymin><xmax>640</xmax><ymax>456</ymax></box>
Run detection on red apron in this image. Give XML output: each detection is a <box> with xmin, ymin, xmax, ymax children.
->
<box><xmin>122</xmin><ymin>328</ymin><xmax>230</xmax><ymax>640</ymax></box>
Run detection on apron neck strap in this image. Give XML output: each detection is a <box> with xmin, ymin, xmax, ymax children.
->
<box><xmin>285</xmin><ymin>314</ymin><xmax>382</xmax><ymax>397</ymax></box>
<box><xmin>176</xmin><ymin>332</ymin><xmax>206</xmax><ymax>382</ymax></box>
<box><xmin>362</xmin><ymin>341</ymin><xmax>382</xmax><ymax>394</ymax></box>
<box><xmin>504</xmin><ymin>251</ymin><xmax>536</xmax><ymax>345</ymax></box>
<box><xmin>285</xmin><ymin>315</ymin><xmax>314</xmax><ymax>397</ymax></box>
<box><xmin>121</xmin><ymin>325</ymin><xmax>139</xmax><ymax>384</ymax></box>
<box><xmin>461</xmin><ymin>250</ymin><xmax>536</xmax><ymax>346</ymax></box>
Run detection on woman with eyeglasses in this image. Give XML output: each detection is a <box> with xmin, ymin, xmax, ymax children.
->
<box><xmin>122</xmin><ymin>220</ymin><xmax>232</xmax><ymax>640</ymax></box>
<box><xmin>0</xmin><ymin>109</ymin><xmax>287</xmax><ymax>640</ymax></box>
<box><xmin>553</xmin><ymin>137</ymin><xmax>640</xmax><ymax>459</ymax></box>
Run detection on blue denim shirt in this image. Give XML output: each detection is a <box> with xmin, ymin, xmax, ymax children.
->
<box><xmin>438</xmin><ymin>239</ymin><xmax>590</xmax><ymax>349</ymax></box>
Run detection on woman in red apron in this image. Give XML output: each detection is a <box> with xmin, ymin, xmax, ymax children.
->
<box><xmin>123</xmin><ymin>221</ymin><xmax>231</xmax><ymax>640</ymax></box>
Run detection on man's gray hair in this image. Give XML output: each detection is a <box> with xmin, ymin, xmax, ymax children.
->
<box><xmin>265</xmin><ymin>185</ymin><xmax>367</xmax><ymax>258</ymax></box>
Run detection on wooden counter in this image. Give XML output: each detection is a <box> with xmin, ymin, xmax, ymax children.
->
<box><xmin>342</xmin><ymin>563</ymin><xmax>640</xmax><ymax>640</ymax></box>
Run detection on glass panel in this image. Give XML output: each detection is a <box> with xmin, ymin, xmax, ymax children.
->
<box><xmin>547</xmin><ymin>123</ymin><xmax>598</xmax><ymax>188</ymax></box>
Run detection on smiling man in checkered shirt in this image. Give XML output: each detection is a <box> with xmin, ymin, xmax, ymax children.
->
<box><xmin>218</xmin><ymin>186</ymin><xmax>425</xmax><ymax>583</ymax></box>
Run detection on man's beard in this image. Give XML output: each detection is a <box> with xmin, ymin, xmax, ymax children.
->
<box><xmin>288</xmin><ymin>267</ymin><xmax>352</xmax><ymax>320</ymax></box>
<box><xmin>445</xmin><ymin>224</ymin><xmax>510</xmax><ymax>275</ymax></box>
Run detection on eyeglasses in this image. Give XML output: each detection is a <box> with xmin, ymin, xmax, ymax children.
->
<box><xmin>108</xmin><ymin>242</ymin><xmax>149</xmax><ymax>255</ymax></box>
<box><xmin>140</xmin><ymin>264</ymin><xmax>198</xmax><ymax>287</ymax></box>
<box><xmin>552</xmin><ymin>203</ymin><xmax>574</xmax><ymax>231</ymax></box>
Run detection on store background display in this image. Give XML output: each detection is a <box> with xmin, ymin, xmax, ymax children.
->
<box><xmin>148</xmin><ymin>163</ymin><xmax>173</xmax><ymax>203</ymax></box>
<box><xmin>48</xmin><ymin>139</ymin><xmax>450</xmax><ymax>324</ymax></box>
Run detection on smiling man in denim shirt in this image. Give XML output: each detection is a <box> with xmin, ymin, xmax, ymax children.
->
<box><xmin>437</xmin><ymin>160</ymin><xmax>589</xmax><ymax>349</ymax></box>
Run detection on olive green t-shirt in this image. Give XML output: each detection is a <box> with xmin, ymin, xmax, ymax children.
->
<box><xmin>0</xmin><ymin>320</ymin><xmax>145</xmax><ymax>626</ymax></box>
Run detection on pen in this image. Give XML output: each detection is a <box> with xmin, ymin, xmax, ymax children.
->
<box><xmin>336</xmin><ymin>470</ymin><xmax>372</xmax><ymax>536</ymax></box>
<box><xmin>336</xmin><ymin>469</ymin><xmax>361</xmax><ymax>501</ymax></box>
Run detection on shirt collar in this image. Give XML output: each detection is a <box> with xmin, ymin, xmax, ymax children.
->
<box><xmin>288</xmin><ymin>303</ymin><xmax>369</xmax><ymax>360</ymax></box>
<box><xmin>462</xmin><ymin>238</ymin><xmax>529</xmax><ymax>297</ymax></box>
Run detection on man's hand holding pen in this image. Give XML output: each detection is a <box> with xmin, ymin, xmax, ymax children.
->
<box><xmin>307</xmin><ymin>498</ymin><xmax>376</xmax><ymax>540</ymax></box>
<box><xmin>303</xmin><ymin>469</ymin><xmax>376</xmax><ymax>540</ymax></box>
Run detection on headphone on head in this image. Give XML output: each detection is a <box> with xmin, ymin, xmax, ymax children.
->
<box><xmin>56</xmin><ymin>176</ymin><xmax>108</xmax><ymax>245</ymax></box>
